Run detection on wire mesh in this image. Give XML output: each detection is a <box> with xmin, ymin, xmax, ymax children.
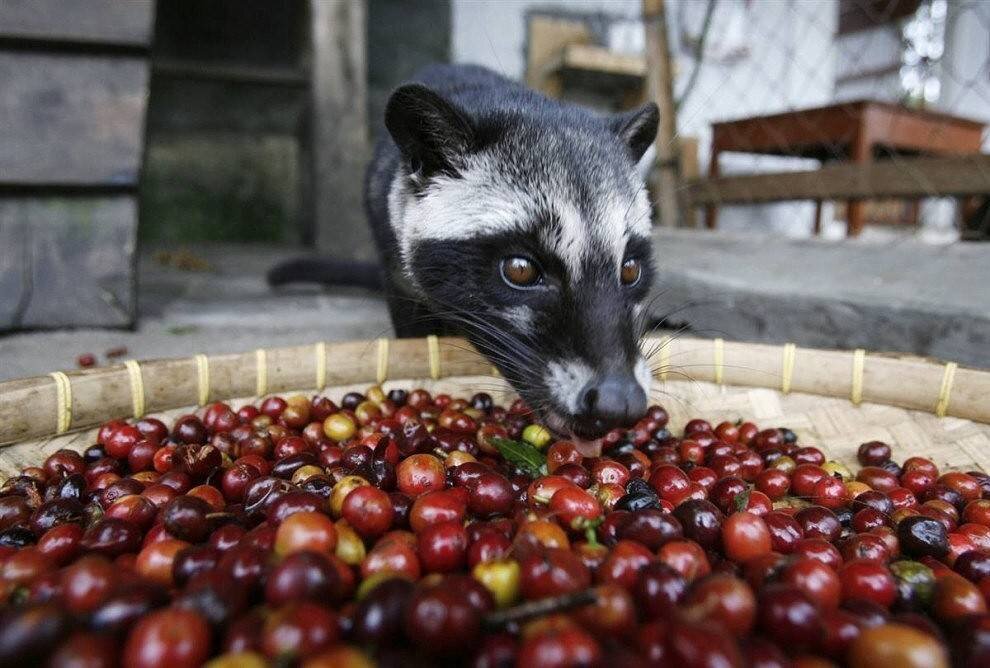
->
<box><xmin>520</xmin><ymin>0</ymin><xmax>990</xmax><ymax>240</ymax></box>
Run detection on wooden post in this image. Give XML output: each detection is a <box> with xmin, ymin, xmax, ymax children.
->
<box><xmin>704</xmin><ymin>140</ymin><xmax>720</xmax><ymax>229</ymax></box>
<box><xmin>846</xmin><ymin>127</ymin><xmax>872</xmax><ymax>237</ymax></box>
<box><xmin>642</xmin><ymin>0</ymin><xmax>681</xmax><ymax>228</ymax></box>
<box><xmin>308</xmin><ymin>0</ymin><xmax>375</xmax><ymax>259</ymax></box>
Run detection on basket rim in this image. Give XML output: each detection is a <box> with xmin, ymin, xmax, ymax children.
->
<box><xmin>0</xmin><ymin>334</ymin><xmax>987</xmax><ymax>448</ymax></box>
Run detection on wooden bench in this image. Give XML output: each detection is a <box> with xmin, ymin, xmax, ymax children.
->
<box><xmin>698</xmin><ymin>101</ymin><xmax>987</xmax><ymax>236</ymax></box>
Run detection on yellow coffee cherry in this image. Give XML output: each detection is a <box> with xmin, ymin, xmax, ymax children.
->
<box><xmin>445</xmin><ymin>451</ymin><xmax>478</xmax><ymax>468</ymax></box>
<box><xmin>286</xmin><ymin>393</ymin><xmax>311</xmax><ymax>411</ymax></box>
<box><xmin>849</xmin><ymin>623</ymin><xmax>948</xmax><ymax>668</ymax></box>
<box><xmin>302</xmin><ymin>646</ymin><xmax>376</xmax><ymax>668</ymax></box>
<box><xmin>823</xmin><ymin>460</ymin><xmax>852</xmax><ymax>480</ymax></box>
<box><xmin>334</xmin><ymin>520</ymin><xmax>367</xmax><ymax>566</ymax></box>
<box><xmin>354</xmin><ymin>401</ymin><xmax>383</xmax><ymax>426</ymax></box>
<box><xmin>773</xmin><ymin>497</ymin><xmax>811</xmax><ymax>511</ymax></box>
<box><xmin>204</xmin><ymin>652</ymin><xmax>268</xmax><ymax>668</ymax></box>
<box><xmin>291</xmin><ymin>465</ymin><xmax>325</xmax><ymax>485</ymax></box>
<box><xmin>514</xmin><ymin>519</ymin><xmax>570</xmax><ymax>550</ymax></box>
<box><xmin>522</xmin><ymin>424</ymin><xmax>552</xmax><ymax>450</ymax></box>
<box><xmin>356</xmin><ymin>571</ymin><xmax>411</xmax><ymax>600</ymax></box>
<box><xmin>520</xmin><ymin>611</ymin><xmax>580</xmax><ymax>639</ymax></box>
<box><xmin>845</xmin><ymin>480</ymin><xmax>872</xmax><ymax>498</ymax></box>
<box><xmin>891</xmin><ymin>508</ymin><xmax>921</xmax><ymax>525</ymax></box>
<box><xmin>419</xmin><ymin>573</ymin><xmax>447</xmax><ymax>590</ymax></box>
<box><xmin>365</xmin><ymin>385</ymin><xmax>387</xmax><ymax>406</ymax></box>
<box><xmin>323</xmin><ymin>412</ymin><xmax>356</xmax><ymax>442</ymax></box>
<box><xmin>330</xmin><ymin>475</ymin><xmax>370</xmax><ymax>517</ymax></box>
<box><xmin>473</xmin><ymin>559</ymin><xmax>521</xmax><ymax>608</ymax></box>
<box><xmin>771</xmin><ymin>455</ymin><xmax>796</xmax><ymax>474</ymax></box>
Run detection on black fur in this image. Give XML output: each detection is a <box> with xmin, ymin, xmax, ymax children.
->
<box><xmin>365</xmin><ymin>63</ymin><xmax>657</xmax><ymax>327</ymax></box>
<box><xmin>384</xmin><ymin>84</ymin><xmax>476</xmax><ymax>182</ymax></box>
<box><xmin>266</xmin><ymin>257</ymin><xmax>383</xmax><ymax>291</ymax></box>
<box><xmin>283</xmin><ymin>64</ymin><xmax>660</xmax><ymax>437</ymax></box>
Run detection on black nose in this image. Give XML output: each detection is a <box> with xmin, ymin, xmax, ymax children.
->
<box><xmin>574</xmin><ymin>373</ymin><xmax>648</xmax><ymax>438</ymax></box>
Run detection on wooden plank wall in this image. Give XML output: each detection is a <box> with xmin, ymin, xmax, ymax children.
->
<box><xmin>0</xmin><ymin>53</ymin><xmax>149</xmax><ymax>186</ymax></box>
<box><xmin>0</xmin><ymin>0</ymin><xmax>152</xmax><ymax>45</ymax></box>
<box><xmin>0</xmin><ymin>1</ymin><xmax>153</xmax><ymax>330</ymax></box>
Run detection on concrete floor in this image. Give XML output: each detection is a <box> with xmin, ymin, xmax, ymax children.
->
<box><xmin>649</xmin><ymin>229</ymin><xmax>990</xmax><ymax>368</ymax></box>
<box><xmin>0</xmin><ymin>245</ymin><xmax>392</xmax><ymax>382</ymax></box>
<box><xmin>0</xmin><ymin>230</ymin><xmax>987</xmax><ymax>382</ymax></box>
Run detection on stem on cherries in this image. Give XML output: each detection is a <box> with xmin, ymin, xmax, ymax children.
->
<box><xmin>483</xmin><ymin>589</ymin><xmax>598</xmax><ymax>629</ymax></box>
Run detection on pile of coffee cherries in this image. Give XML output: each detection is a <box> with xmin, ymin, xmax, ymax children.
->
<box><xmin>1</xmin><ymin>386</ymin><xmax>989</xmax><ymax>667</ymax></box>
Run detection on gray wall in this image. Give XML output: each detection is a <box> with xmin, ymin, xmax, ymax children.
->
<box><xmin>369</xmin><ymin>0</ymin><xmax>452</xmax><ymax>140</ymax></box>
<box><xmin>142</xmin><ymin>0</ymin><xmax>309</xmax><ymax>244</ymax></box>
<box><xmin>142</xmin><ymin>0</ymin><xmax>451</xmax><ymax>247</ymax></box>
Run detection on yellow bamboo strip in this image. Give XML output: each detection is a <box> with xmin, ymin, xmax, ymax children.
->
<box><xmin>851</xmin><ymin>349</ymin><xmax>865</xmax><ymax>405</ymax></box>
<box><xmin>255</xmin><ymin>349</ymin><xmax>268</xmax><ymax>397</ymax></box>
<box><xmin>124</xmin><ymin>360</ymin><xmax>145</xmax><ymax>419</ymax></box>
<box><xmin>781</xmin><ymin>343</ymin><xmax>796</xmax><ymax>394</ymax></box>
<box><xmin>935</xmin><ymin>362</ymin><xmax>958</xmax><ymax>418</ymax></box>
<box><xmin>377</xmin><ymin>338</ymin><xmax>390</xmax><ymax>384</ymax></box>
<box><xmin>48</xmin><ymin>372</ymin><xmax>72</xmax><ymax>434</ymax></box>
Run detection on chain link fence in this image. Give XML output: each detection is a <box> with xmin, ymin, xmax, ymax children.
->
<box><xmin>509</xmin><ymin>0</ymin><xmax>990</xmax><ymax>240</ymax></box>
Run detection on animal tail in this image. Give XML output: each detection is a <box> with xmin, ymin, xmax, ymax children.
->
<box><xmin>266</xmin><ymin>257</ymin><xmax>384</xmax><ymax>291</ymax></box>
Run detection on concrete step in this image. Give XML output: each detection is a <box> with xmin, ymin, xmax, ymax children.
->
<box><xmin>646</xmin><ymin>229</ymin><xmax>989</xmax><ymax>368</ymax></box>
<box><xmin>0</xmin><ymin>245</ymin><xmax>391</xmax><ymax>381</ymax></box>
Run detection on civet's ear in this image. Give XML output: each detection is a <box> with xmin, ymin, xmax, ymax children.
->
<box><xmin>385</xmin><ymin>84</ymin><xmax>476</xmax><ymax>179</ymax></box>
<box><xmin>611</xmin><ymin>102</ymin><xmax>659</xmax><ymax>162</ymax></box>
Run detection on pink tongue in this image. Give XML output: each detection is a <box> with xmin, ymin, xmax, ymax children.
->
<box><xmin>572</xmin><ymin>437</ymin><xmax>604</xmax><ymax>458</ymax></box>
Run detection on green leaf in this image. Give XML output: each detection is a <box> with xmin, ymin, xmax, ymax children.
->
<box><xmin>491</xmin><ymin>437</ymin><xmax>547</xmax><ymax>478</ymax></box>
<box><xmin>733</xmin><ymin>488</ymin><xmax>752</xmax><ymax>513</ymax></box>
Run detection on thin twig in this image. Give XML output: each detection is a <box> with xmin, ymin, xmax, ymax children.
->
<box><xmin>483</xmin><ymin>589</ymin><xmax>598</xmax><ymax>629</ymax></box>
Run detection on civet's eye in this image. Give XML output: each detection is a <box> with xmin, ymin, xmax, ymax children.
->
<box><xmin>500</xmin><ymin>256</ymin><xmax>541</xmax><ymax>288</ymax></box>
<box><xmin>621</xmin><ymin>258</ymin><xmax>642</xmax><ymax>286</ymax></box>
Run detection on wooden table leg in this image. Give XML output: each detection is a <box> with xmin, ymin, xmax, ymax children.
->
<box><xmin>958</xmin><ymin>195</ymin><xmax>982</xmax><ymax>238</ymax></box>
<box><xmin>847</xmin><ymin>202</ymin><xmax>865</xmax><ymax>237</ymax></box>
<box><xmin>813</xmin><ymin>199</ymin><xmax>823</xmax><ymax>236</ymax></box>
<box><xmin>704</xmin><ymin>145</ymin><xmax>720</xmax><ymax>229</ymax></box>
<box><xmin>906</xmin><ymin>199</ymin><xmax>921</xmax><ymax>228</ymax></box>
<box><xmin>846</xmin><ymin>132</ymin><xmax>871</xmax><ymax>237</ymax></box>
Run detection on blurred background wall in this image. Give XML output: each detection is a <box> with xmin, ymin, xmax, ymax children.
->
<box><xmin>141</xmin><ymin>0</ymin><xmax>450</xmax><ymax>249</ymax></box>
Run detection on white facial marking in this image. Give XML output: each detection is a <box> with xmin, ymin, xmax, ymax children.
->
<box><xmin>390</xmin><ymin>150</ymin><xmax>653</xmax><ymax>283</ymax></box>
<box><xmin>392</xmin><ymin>155</ymin><xmax>533</xmax><ymax>272</ymax></box>
<box><xmin>546</xmin><ymin>359</ymin><xmax>595</xmax><ymax>415</ymax></box>
<box><xmin>634</xmin><ymin>355</ymin><xmax>653</xmax><ymax>399</ymax></box>
<box><xmin>625</xmin><ymin>186</ymin><xmax>653</xmax><ymax>237</ymax></box>
<box><xmin>501</xmin><ymin>305</ymin><xmax>534</xmax><ymax>333</ymax></box>
<box><xmin>550</xmin><ymin>200</ymin><xmax>588</xmax><ymax>282</ymax></box>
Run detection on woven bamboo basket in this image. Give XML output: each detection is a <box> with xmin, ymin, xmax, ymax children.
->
<box><xmin>0</xmin><ymin>335</ymin><xmax>988</xmax><ymax>479</ymax></box>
